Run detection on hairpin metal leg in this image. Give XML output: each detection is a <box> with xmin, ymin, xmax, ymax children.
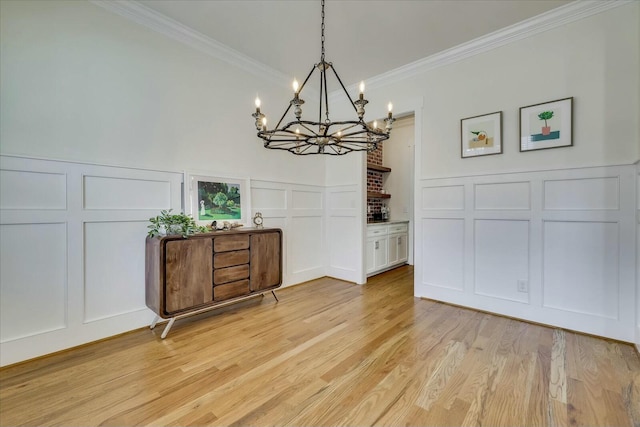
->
<box><xmin>150</xmin><ymin>315</ymin><xmax>160</xmax><ymax>330</ymax></box>
<box><xmin>161</xmin><ymin>317</ymin><xmax>176</xmax><ymax>339</ymax></box>
<box><xmin>271</xmin><ymin>290</ymin><xmax>279</xmax><ymax>302</ymax></box>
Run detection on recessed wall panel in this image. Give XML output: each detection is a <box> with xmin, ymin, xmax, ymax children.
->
<box><xmin>544</xmin><ymin>177</ymin><xmax>619</xmax><ymax>210</ymax></box>
<box><xmin>329</xmin><ymin>190</ymin><xmax>356</xmax><ymax>210</ymax></box>
<box><xmin>475</xmin><ymin>182</ymin><xmax>530</xmax><ymax>210</ymax></box>
<box><xmin>251</xmin><ymin>188</ymin><xmax>286</xmax><ymax>210</ymax></box>
<box><xmin>84</xmin><ymin>221</ymin><xmax>149</xmax><ymax>322</ymax></box>
<box><xmin>422</xmin><ymin>185</ymin><xmax>464</xmax><ymax>210</ymax></box>
<box><xmin>328</xmin><ymin>216</ymin><xmax>357</xmax><ymax>270</ymax></box>
<box><xmin>0</xmin><ymin>223</ymin><xmax>67</xmax><ymax>341</ymax></box>
<box><xmin>292</xmin><ymin>190</ymin><xmax>322</xmax><ymax>209</ymax></box>
<box><xmin>543</xmin><ymin>221</ymin><xmax>619</xmax><ymax>319</ymax></box>
<box><xmin>475</xmin><ymin>219</ymin><xmax>529</xmax><ymax>303</ymax></box>
<box><xmin>83</xmin><ymin>176</ymin><xmax>170</xmax><ymax>210</ymax></box>
<box><xmin>290</xmin><ymin>216</ymin><xmax>323</xmax><ymax>273</ymax></box>
<box><xmin>0</xmin><ymin>170</ymin><xmax>66</xmax><ymax>210</ymax></box>
<box><xmin>421</xmin><ymin>218</ymin><xmax>464</xmax><ymax>290</ymax></box>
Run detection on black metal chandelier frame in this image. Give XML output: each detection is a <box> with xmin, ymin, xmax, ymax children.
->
<box><xmin>252</xmin><ymin>0</ymin><xmax>394</xmax><ymax>155</ymax></box>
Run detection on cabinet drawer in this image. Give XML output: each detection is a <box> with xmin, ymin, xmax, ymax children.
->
<box><xmin>367</xmin><ymin>226</ymin><xmax>387</xmax><ymax>237</ymax></box>
<box><xmin>213</xmin><ymin>264</ymin><xmax>249</xmax><ymax>285</ymax></box>
<box><xmin>213</xmin><ymin>279</ymin><xmax>250</xmax><ymax>301</ymax></box>
<box><xmin>213</xmin><ymin>235</ymin><xmax>249</xmax><ymax>252</ymax></box>
<box><xmin>388</xmin><ymin>223</ymin><xmax>408</xmax><ymax>234</ymax></box>
<box><xmin>214</xmin><ymin>249</ymin><xmax>250</xmax><ymax>268</ymax></box>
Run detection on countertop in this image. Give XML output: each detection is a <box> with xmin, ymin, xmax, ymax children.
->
<box><xmin>367</xmin><ymin>219</ymin><xmax>409</xmax><ymax>226</ymax></box>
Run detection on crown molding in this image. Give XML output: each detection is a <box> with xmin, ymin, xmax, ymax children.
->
<box><xmin>334</xmin><ymin>0</ymin><xmax>631</xmax><ymax>98</ymax></box>
<box><xmin>90</xmin><ymin>0</ymin><xmax>292</xmax><ymax>91</ymax></box>
<box><xmin>91</xmin><ymin>0</ymin><xmax>628</xmax><ymax>101</ymax></box>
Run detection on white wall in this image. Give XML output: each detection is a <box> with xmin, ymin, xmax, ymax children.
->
<box><xmin>366</xmin><ymin>3</ymin><xmax>639</xmax><ymax>342</ymax></box>
<box><xmin>417</xmin><ymin>165</ymin><xmax>636</xmax><ymax>341</ymax></box>
<box><xmin>637</xmin><ymin>163</ymin><xmax>640</xmax><ymax>351</ymax></box>
<box><xmin>383</xmin><ymin>115</ymin><xmax>414</xmax><ymax>222</ymax></box>
<box><xmin>0</xmin><ymin>0</ymin><xmax>325</xmax><ymax>185</ymax></box>
<box><xmin>0</xmin><ymin>155</ymin><xmax>182</xmax><ymax>366</ymax></box>
<box><xmin>0</xmin><ymin>1</ymin><xmax>331</xmax><ymax>365</ymax></box>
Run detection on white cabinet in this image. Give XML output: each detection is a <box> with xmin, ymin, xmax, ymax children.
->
<box><xmin>388</xmin><ymin>223</ymin><xmax>408</xmax><ymax>266</ymax></box>
<box><xmin>366</xmin><ymin>225</ymin><xmax>388</xmax><ymax>275</ymax></box>
<box><xmin>367</xmin><ymin>222</ymin><xmax>408</xmax><ymax>276</ymax></box>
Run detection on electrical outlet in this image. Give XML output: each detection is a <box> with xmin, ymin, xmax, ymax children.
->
<box><xmin>517</xmin><ymin>280</ymin><xmax>528</xmax><ymax>293</ymax></box>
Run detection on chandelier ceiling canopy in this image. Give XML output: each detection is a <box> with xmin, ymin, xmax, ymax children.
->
<box><xmin>251</xmin><ymin>0</ymin><xmax>394</xmax><ymax>155</ymax></box>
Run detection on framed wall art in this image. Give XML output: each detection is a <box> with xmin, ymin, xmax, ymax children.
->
<box><xmin>185</xmin><ymin>173</ymin><xmax>250</xmax><ymax>227</ymax></box>
<box><xmin>461</xmin><ymin>111</ymin><xmax>502</xmax><ymax>158</ymax></box>
<box><xmin>520</xmin><ymin>97</ymin><xmax>573</xmax><ymax>152</ymax></box>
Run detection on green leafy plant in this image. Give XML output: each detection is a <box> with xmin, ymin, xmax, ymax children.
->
<box><xmin>537</xmin><ymin>111</ymin><xmax>554</xmax><ymax>127</ymax></box>
<box><xmin>147</xmin><ymin>209</ymin><xmax>207</xmax><ymax>238</ymax></box>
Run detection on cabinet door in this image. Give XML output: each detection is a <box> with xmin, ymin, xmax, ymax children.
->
<box><xmin>388</xmin><ymin>235</ymin><xmax>399</xmax><ymax>265</ymax></box>
<box><xmin>397</xmin><ymin>233</ymin><xmax>408</xmax><ymax>263</ymax></box>
<box><xmin>249</xmin><ymin>231</ymin><xmax>281</xmax><ymax>291</ymax></box>
<box><xmin>365</xmin><ymin>238</ymin><xmax>376</xmax><ymax>274</ymax></box>
<box><xmin>374</xmin><ymin>237</ymin><xmax>388</xmax><ymax>271</ymax></box>
<box><xmin>164</xmin><ymin>238</ymin><xmax>212</xmax><ymax>315</ymax></box>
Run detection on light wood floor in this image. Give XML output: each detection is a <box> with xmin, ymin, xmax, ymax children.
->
<box><xmin>1</xmin><ymin>266</ymin><xmax>639</xmax><ymax>426</ymax></box>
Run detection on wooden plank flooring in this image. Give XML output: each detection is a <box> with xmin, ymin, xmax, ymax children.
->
<box><xmin>1</xmin><ymin>266</ymin><xmax>639</xmax><ymax>426</ymax></box>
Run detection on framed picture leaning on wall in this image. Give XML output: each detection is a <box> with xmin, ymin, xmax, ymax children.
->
<box><xmin>460</xmin><ymin>111</ymin><xmax>503</xmax><ymax>158</ymax></box>
<box><xmin>520</xmin><ymin>97</ymin><xmax>573</xmax><ymax>152</ymax></box>
<box><xmin>185</xmin><ymin>173</ymin><xmax>251</xmax><ymax>227</ymax></box>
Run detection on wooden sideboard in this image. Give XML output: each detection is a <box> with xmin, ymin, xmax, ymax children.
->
<box><xmin>145</xmin><ymin>228</ymin><xmax>282</xmax><ymax>337</ymax></box>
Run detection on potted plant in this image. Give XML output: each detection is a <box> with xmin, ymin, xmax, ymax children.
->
<box><xmin>538</xmin><ymin>111</ymin><xmax>554</xmax><ymax>136</ymax></box>
<box><xmin>147</xmin><ymin>209</ymin><xmax>207</xmax><ymax>238</ymax></box>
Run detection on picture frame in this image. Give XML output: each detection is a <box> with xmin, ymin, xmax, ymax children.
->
<box><xmin>520</xmin><ymin>97</ymin><xmax>573</xmax><ymax>152</ymax></box>
<box><xmin>460</xmin><ymin>111</ymin><xmax>502</xmax><ymax>158</ymax></box>
<box><xmin>185</xmin><ymin>173</ymin><xmax>251</xmax><ymax>227</ymax></box>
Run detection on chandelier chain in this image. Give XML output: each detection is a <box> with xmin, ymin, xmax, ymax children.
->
<box><xmin>320</xmin><ymin>0</ymin><xmax>325</xmax><ymax>62</ymax></box>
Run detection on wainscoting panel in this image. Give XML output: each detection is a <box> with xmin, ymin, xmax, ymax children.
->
<box><xmin>421</xmin><ymin>185</ymin><xmax>464</xmax><ymax>210</ymax></box>
<box><xmin>421</xmin><ymin>218</ymin><xmax>465</xmax><ymax>291</ymax></box>
<box><xmin>474</xmin><ymin>182</ymin><xmax>530</xmax><ymax>211</ymax></box>
<box><xmin>83</xmin><ymin>175</ymin><xmax>171</xmax><ymax>210</ymax></box>
<box><xmin>292</xmin><ymin>190</ymin><xmax>323</xmax><ymax>210</ymax></box>
<box><xmin>415</xmin><ymin>165</ymin><xmax>636</xmax><ymax>342</ymax></box>
<box><xmin>83</xmin><ymin>221</ymin><xmax>150</xmax><ymax>323</ymax></box>
<box><xmin>0</xmin><ymin>155</ymin><xmax>183</xmax><ymax>366</ymax></box>
<box><xmin>542</xmin><ymin>220</ymin><xmax>619</xmax><ymax>319</ymax></box>
<box><xmin>544</xmin><ymin>176</ymin><xmax>619</xmax><ymax>210</ymax></box>
<box><xmin>0</xmin><ymin>169</ymin><xmax>67</xmax><ymax>210</ymax></box>
<box><xmin>0</xmin><ymin>222</ymin><xmax>67</xmax><ymax>341</ymax></box>
<box><xmin>474</xmin><ymin>219</ymin><xmax>529</xmax><ymax>303</ymax></box>
<box><xmin>325</xmin><ymin>185</ymin><xmax>363</xmax><ymax>284</ymax></box>
<box><xmin>251</xmin><ymin>187</ymin><xmax>287</xmax><ymax>211</ymax></box>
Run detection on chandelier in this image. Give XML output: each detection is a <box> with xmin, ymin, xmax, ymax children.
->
<box><xmin>251</xmin><ymin>0</ymin><xmax>394</xmax><ymax>155</ymax></box>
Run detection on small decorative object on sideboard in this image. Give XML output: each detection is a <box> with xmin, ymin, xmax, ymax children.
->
<box><xmin>253</xmin><ymin>212</ymin><xmax>264</xmax><ymax>229</ymax></box>
<box><xmin>147</xmin><ymin>209</ymin><xmax>207</xmax><ymax>238</ymax></box>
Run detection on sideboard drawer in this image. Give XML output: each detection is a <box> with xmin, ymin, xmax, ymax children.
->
<box><xmin>213</xmin><ymin>264</ymin><xmax>249</xmax><ymax>285</ymax></box>
<box><xmin>214</xmin><ymin>249</ymin><xmax>250</xmax><ymax>268</ymax></box>
<box><xmin>213</xmin><ymin>235</ymin><xmax>250</xmax><ymax>252</ymax></box>
<box><xmin>214</xmin><ymin>279</ymin><xmax>250</xmax><ymax>301</ymax></box>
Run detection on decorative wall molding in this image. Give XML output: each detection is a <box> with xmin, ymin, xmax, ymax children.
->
<box><xmin>0</xmin><ymin>155</ymin><xmax>183</xmax><ymax>367</ymax></box>
<box><xmin>90</xmin><ymin>0</ymin><xmax>291</xmax><ymax>90</ymax></box>
<box><xmin>357</xmin><ymin>0</ymin><xmax>630</xmax><ymax>93</ymax></box>
<box><xmin>90</xmin><ymin>0</ymin><xmax>626</xmax><ymax>100</ymax></box>
<box><xmin>415</xmin><ymin>164</ymin><xmax>637</xmax><ymax>342</ymax></box>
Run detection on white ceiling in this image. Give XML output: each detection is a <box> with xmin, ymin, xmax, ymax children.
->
<box><xmin>138</xmin><ymin>0</ymin><xmax>572</xmax><ymax>87</ymax></box>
